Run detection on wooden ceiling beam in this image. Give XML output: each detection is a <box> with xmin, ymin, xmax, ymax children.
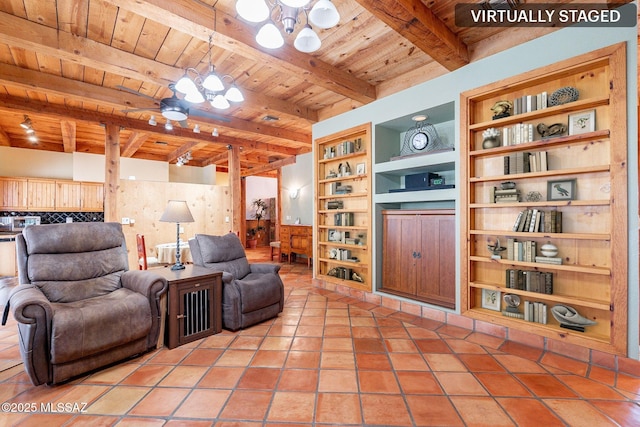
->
<box><xmin>0</xmin><ymin>94</ymin><xmax>300</xmax><ymax>157</ymax></box>
<box><xmin>105</xmin><ymin>0</ymin><xmax>377</xmax><ymax>104</ymax></box>
<box><xmin>241</xmin><ymin>156</ymin><xmax>297</xmax><ymax>177</ymax></box>
<box><xmin>0</xmin><ymin>127</ymin><xmax>10</xmax><ymax>146</ymax></box>
<box><xmin>355</xmin><ymin>0</ymin><xmax>469</xmax><ymax>71</ymax></box>
<box><xmin>0</xmin><ymin>11</ymin><xmax>315</xmax><ymax>123</ymax></box>
<box><xmin>121</xmin><ymin>132</ymin><xmax>150</xmax><ymax>157</ymax></box>
<box><xmin>60</xmin><ymin>120</ymin><xmax>77</xmax><ymax>153</ymax></box>
<box><xmin>0</xmin><ymin>63</ymin><xmax>310</xmax><ymax>145</ymax></box>
<box><xmin>202</xmin><ymin>151</ymin><xmax>230</xmax><ymax>167</ymax></box>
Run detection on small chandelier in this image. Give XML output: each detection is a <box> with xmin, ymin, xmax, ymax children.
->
<box><xmin>173</xmin><ymin>35</ymin><xmax>244</xmax><ymax>110</ymax></box>
<box><xmin>236</xmin><ymin>0</ymin><xmax>340</xmax><ymax>53</ymax></box>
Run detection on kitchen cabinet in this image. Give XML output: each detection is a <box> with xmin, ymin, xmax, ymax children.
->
<box><xmin>381</xmin><ymin>210</ymin><xmax>455</xmax><ymax>309</ymax></box>
<box><xmin>56</xmin><ymin>181</ymin><xmax>81</xmax><ymax>210</ymax></box>
<box><xmin>0</xmin><ymin>178</ymin><xmax>28</xmax><ymax>210</ymax></box>
<box><xmin>27</xmin><ymin>179</ymin><xmax>56</xmax><ymax>211</ymax></box>
<box><xmin>80</xmin><ymin>182</ymin><xmax>104</xmax><ymax>211</ymax></box>
<box><xmin>0</xmin><ymin>236</ymin><xmax>17</xmax><ymax>276</ymax></box>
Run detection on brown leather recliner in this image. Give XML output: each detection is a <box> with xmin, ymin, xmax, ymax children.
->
<box><xmin>189</xmin><ymin>233</ymin><xmax>284</xmax><ymax>331</ymax></box>
<box><xmin>9</xmin><ymin>222</ymin><xmax>168</xmax><ymax>386</ymax></box>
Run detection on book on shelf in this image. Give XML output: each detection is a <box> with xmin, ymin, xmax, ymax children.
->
<box><xmin>535</xmin><ymin>256</ymin><xmax>562</xmax><ymax>265</ymax></box>
<box><xmin>503</xmin><ymin>151</ymin><xmax>548</xmax><ymax>174</ymax></box>
<box><xmin>513</xmin><ymin>91</ymin><xmax>548</xmax><ymax>115</ymax></box>
<box><xmin>505</xmin><ymin>269</ymin><xmax>553</xmax><ymax>294</ymax></box>
<box><xmin>514</xmin><ymin>209</ymin><xmax>562</xmax><ymax>233</ymax></box>
<box><xmin>524</xmin><ymin>301</ymin><xmax>548</xmax><ymax>324</ymax></box>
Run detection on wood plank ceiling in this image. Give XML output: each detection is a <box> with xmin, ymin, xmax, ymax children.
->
<box><xmin>0</xmin><ymin>0</ymin><xmax>588</xmax><ymax>176</ymax></box>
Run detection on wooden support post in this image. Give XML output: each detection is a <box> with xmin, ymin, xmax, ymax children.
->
<box><xmin>276</xmin><ymin>168</ymin><xmax>282</xmax><ymax>241</ymax></box>
<box><xmin>228</xmin><ymin>145</ymin><xmax>242</xmax><ymax>237</ymax></box>
<box><xmin>104</xmin><ymin>124</ymin><xmax>120</xmax><ymax>223</ymax></box>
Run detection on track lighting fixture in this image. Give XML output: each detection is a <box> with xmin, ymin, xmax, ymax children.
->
<box><xmin>20</xmin><ymin>115</ymin><xmax>32</xmax><ymax>129</ymax></box>
<box><xmin>193</xmin><ymin>124</ymin><xmax>200</xmax><ymax>133</ymax></box>
<box><xmin>19</xmin><ymin>114</ymin><xmax>37</xmax><ymax>143</ymax></box>
<box><xmin>165</xmin><ymin>120</ymin><xmax>173</xmax><ymax>131</ymax></box>
<box><xmin>212</xmin><ymin>128</ymin><xmax>219</xmax><ymax>137</ymax></box>
<box><xmin>176</xmin><ymin>151</ymin><xmax>193</xmax><ymax>167</ymax></box>
<box><xmin>236</xmin><ymin>0</ymin><xmax>340</xmax><ymax>53</ymax></box>
<box><xmin>173</xmin><ymin>34</ymin><xmax>244</xmax><ymax>110</ymax></box>
<box><xmin>148</xmin><ymin>115</ymin><xmax>157</xmax><ymax>126</ymax></box>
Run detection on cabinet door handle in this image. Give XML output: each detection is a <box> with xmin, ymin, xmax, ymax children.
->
<box><xmin>412</xmin><ymin>251</ymin><xmax>421</xmax><ymax>259</ymax></box>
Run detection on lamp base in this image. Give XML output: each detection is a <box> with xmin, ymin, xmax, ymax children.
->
<box><xmin>171</xmin><ymin>263</ymin><xmax>186</xmax><ymax>271</ymax></box>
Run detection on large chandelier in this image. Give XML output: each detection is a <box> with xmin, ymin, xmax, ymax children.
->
<box><xmin>236</xmin><ymin>0</ymin><xmax>340</xmax><ymax>53</ymax></box>
<box><xmin>173</xmin><ymin>35</ymin><xmax>244</xmax><ymax>110</ymax></box>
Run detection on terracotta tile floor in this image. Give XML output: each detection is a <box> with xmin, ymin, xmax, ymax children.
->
<box><xmin>1</xmin><ymin>247</ymin><xmax>639</xmax><ymax>426</ymax></box>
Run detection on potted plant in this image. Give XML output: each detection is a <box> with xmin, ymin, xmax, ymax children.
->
<box><xmin>246</xmin><ymin>198</ymin><xmax>268</xmax><ymax>248</ymax></box>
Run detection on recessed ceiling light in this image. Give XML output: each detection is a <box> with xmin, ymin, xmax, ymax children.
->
<box><xmin>262</xmin><ymin>115</ymin><xmax>279</xmax><ymax>121</ymax></box>
<box><xmin>412</xmin><ymin>114</ymin><xmax>428</xmax><ymax>121</ymax></box>
<box><xmin>155</xmin><ymin>141</ymin><xmax>168</xmax><ymax>145</ymax></box>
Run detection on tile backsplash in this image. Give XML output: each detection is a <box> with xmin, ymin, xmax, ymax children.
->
<box><xmin>0</xmin><ymin>211</ymin><xmax>104</xmax><ymax>224</ymax></box>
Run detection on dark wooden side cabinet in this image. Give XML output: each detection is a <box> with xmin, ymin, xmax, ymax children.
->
<box><xmin>381</xmin><ymin>209</ymin><xmax>455</xmax><ymax>309</ymax></box>
<box><xmin>280</xmin><ymin>224</ymin><xmax>313</xmax><ymax>266</ymax></box>
<box><xmin>154</xmin><ymin>265</ymin><xmax>223</xmax><ymax>349</ymax></box>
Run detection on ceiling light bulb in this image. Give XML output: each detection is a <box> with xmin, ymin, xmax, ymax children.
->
<box><xmin>148</xmin><ymin>115</ymin><xmax>157</xmax><ymax>126</ymax></box>
<box><xmin>174</xmin><ymin>73</ymin><xmax>199</xmax><ymax>95</ymax></box>
<box><xmin>309</xmin><ymin>0</ymin><xmax>340</xmax><ymax>29</ymax></box>
<box><xmin>280</xmin><ymin>0</ymin><xmax>311</xmax><ymax>7</ymax></box>
<box><xmin>236</xmin><ymin>0</ymin><xmax>270</xmax><ymax>22</ymax></box>
<box><xmin>225</xmin><ymin>85</ymin><xmax>244</xmax><ymax>103</ymax></box>
<box><xmin>256</xmin><ymin>21</ymin><xmax>284</xmax><ymax>49</ymax></box>
<box><xmin>202</xmin><ymin>72</ymin><xmax>224</xmax><ymax>92</ymax></box>
<box><xmin>193</xmin><ymin>124</ymin><xmax>200</xmax><ymax>133</ymax></box>
<box><xmin>25</xmin><ymin>128</ymin><xmax>35</xmax><ymax>134</ymax></box>
<box><xmin>211</xmin><ymin>94</ymin><xmax>230</xmax><ymax>110</ymax></box>
<box><xmin>28</xmin><ymin>135</ymin><xmax>38</xmax><ymax>143</ymax></box>
<box><xmin>20</xmin><ymin>115</ymin><xmax>32</xmax><ymax>129</ymax></box>
<box><xmin>294</xmin><ymin>24</ymin><xmax>321</xmax><ymax>52</ymax></box>
<box><xmin>165</xmin><ymin>120</ymin><xmax>173</xmax><ymax>131</ymax></box>
<box><xmin>212</xmin><ymin>128</ymin><xmax>219</xmax><ymax>137</ymax></box>
<box><xmin>183</xmin><ymin>90</ymin><xmax>205</xmax><ymax>104</ymax></box>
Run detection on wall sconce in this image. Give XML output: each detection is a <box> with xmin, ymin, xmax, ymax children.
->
<box><xmin>289</xmin><ymin>188</ymin><xmax>300</xmax><ymax>199</ymax></box>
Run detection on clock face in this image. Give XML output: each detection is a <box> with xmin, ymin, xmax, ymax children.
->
<box><xmin>411</xmin><ymin>132</ymin><xmax>429</xmax><ymax>150</ymax></box>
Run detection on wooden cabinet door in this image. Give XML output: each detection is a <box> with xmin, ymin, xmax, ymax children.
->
<box><xmin>0</xmin><ymin>178</ymin><xmax>28</xmax><ymax>210</ymax></box>
<box><xmin>27</xmin><ymin>179</ymin><xmax>56</xmax><ymax>211</ymax></box>
<box><xmin>416</xmin><ymin>213</ymin><xmax>455</xmax><ymax>309</ymax></box>
<box><xmin>81</xmin><ymin>182</ymin><xmax>104</xmax><ymax>211</ymax></box>
<box><xmin>381</xmin><ymin>213</ymin><xmax>417</xmax><ymax>295</ymax></box>
<box><xmin>55</xmin><ymin>181</ymin><xmax>81</xmax><ymax>210</ymax></box>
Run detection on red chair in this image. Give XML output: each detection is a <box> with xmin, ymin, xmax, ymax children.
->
<box><xmin>136</xmin><ymin>234</ymin><xmax>160</xmax><ymax>270</ymax></box>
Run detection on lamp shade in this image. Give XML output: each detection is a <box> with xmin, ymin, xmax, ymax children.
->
<box><xmin>211</xmin><ymin>94</ymin><xmax>231</xmax><ymax>110</ymax></box>
<box><xmin>309</xmin><ymin>0</ymin><xmax>340</xmax><ymax>29</ymax></box>
<box><xmin>280</xmin><ymin>0</ymin><xmax>311</xmax><ymax>7</ymax></box>
<box><xmin>174</xmin><ymin>74</ymin><xmax>199</xmax><ymax>95</ymax></box>
<box><xmin>256</xmin><ymin>21</ymin><xmax>285</xmax><ymax>49</ymax></box>
<box><xmin>294</xmin><ymin>25</ymin><xmax>321</xmax><ymax>53</ymax></box>
<box><xmin>236</xmin><ymin>0</ymin><xmax>270</xmax><ymax>22</ymax></box>
<box><xmin>225</xmin><ymin>85</ymin><xmax>245</xmax><ymax>103</ymax></box>
<box><xmin>160</xmin><ymin>200</ymin><xmax>194</xmax><ymax>223</ymax></box>
<box><xmin>202</xmin><ymin>72</ymin><xmax>225</xmax><ymax>92</ymax></box>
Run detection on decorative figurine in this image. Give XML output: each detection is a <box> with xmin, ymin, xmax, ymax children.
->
<box><xmin>540</xmin><ymin>242</ymin><xmax>559</xmax><ymax>257</ymax></box>
<box><xmin>551</xmin><ymin>305</ymin><xmax>596</xmax><ymax>332</ymax></box>
<box><xmin>525</xmin><ymin>191</ymin><xmax>543</xmax><ymax>202</ymax></box>
<box><xmin>536</xmin><ymin>122</ymin><xmax>567</xmax><ymax>138</ymax></box>
<box><xmin>482</xmin><ymin>128</ymin><xmax>501</xmax><ymax>149</ymax></box>
<box><xmin>503</xmin><ymin>294</ymin><xmax>521</xmax><ymax>313</ymax></box>
<box><xmin>487</xmin><ymin>237</ymin><xmax>506</xmax><ymax>259</ymax></box>
<box><xmin>491</xmin><ymin>100</ymin><xmax>513</xmax><ymax>119</ymax></box>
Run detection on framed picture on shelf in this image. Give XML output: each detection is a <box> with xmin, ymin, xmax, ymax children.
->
<box><xmin>481</xmin><ymin>289</ymin><xmax>501</xmax><ymax>311</ymax></box>
<box><xmin>547</xmin><ymin>178</ymin><xmax>576</xmax><ymax>201</ymax></box>
<box><xmin>568</xmin><ymin>109</ymin><xmax>595</xmax><ymax>135</ymax></box>
<box><xmin>356</xmin><ymin>162</ymin><xmax>366</xmax><ymax>175</ymax></box>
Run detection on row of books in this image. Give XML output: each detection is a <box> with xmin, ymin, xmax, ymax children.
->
<box><xmin>513</xmin><ymin>92</ymin><xmax>548</xmax><ymax>115</ymax></box>
<box><xmin>506</xmin><ymin>269</ymin><xmax>553</xmax><ymax>294</ymax></box>
<box><xmin>329</xmin><ymin>182</ymin><xmax>352</xmax><ymax>195</ymax></box>
<box><xmin>523</xmin><ymin>301</ymin><xmax>548</xmax><ymax>324</ymax></box>
<box><xmin>334</xmin><ymin>212</ymin><xmax>355</xmax><ymax>226</ymax></box>
<box><xmin>506</xmin><ymin>239</ymin><xmax>536</xmax><ymax>262</ymax></box>
<box><xmin>513</xmin><ymin>209</ymin><xmax>562</xmax><ymax>233</ymax></box>
<box><xmin>501</xmin><ymin>123</ymin><xmax>535</xmax><ymax>146</ymax></box>
<box><xmin>503</xmin><ymin>151</ymin><xmax>548</xmax><ymax>175</ymax></box>
<box><xmin>324</xmin><ymin>139</ymin><xmax>356</xmax><ymax>159</ymax></box>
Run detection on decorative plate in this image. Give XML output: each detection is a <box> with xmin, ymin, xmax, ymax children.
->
<box><xmin>548</xmin><ymin>86</ymin><xmax>579</xmax><ymax>106</ymax></box>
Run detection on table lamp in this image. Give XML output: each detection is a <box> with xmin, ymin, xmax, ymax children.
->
<box><xmin>160</xmin><ymin>200</ymin><xmax>194</xmax><ymax>270</ymax></box>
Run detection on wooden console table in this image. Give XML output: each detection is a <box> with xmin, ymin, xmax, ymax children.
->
<box><xmin>153</xmin><ymin>265</ymin><xmax>222</xmax><ymax>349</ymax></box>
<box><xmin>280</xmin><ymin>224</ymin><xmax>312</xmax><ymax>267</ymax></box>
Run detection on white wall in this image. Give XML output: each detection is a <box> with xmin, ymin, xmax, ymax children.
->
<box><xmin>281</xmin><ymin>152</ymin><xmax>313</xmax><ymax>225</ymax></box>
<box><xmin>0</xmin><ymin>146</ymin><xmax>73</xmax><ymax>179</ymax></box>
<box><xmin>245</xmin><ymin>175</ymin><xmax>277</xmax><ymax>219</ymax></box>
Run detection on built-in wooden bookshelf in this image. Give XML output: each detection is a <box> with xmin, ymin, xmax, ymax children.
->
<box><xmin>314</xmin><ymin>123</ymin><xmax>372</xmax><ymax>291</ymax></box>
<box><xmin>460</xmin><ymin>43</ymin><xmax>628</xmax><ymax>355</ymax></box>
